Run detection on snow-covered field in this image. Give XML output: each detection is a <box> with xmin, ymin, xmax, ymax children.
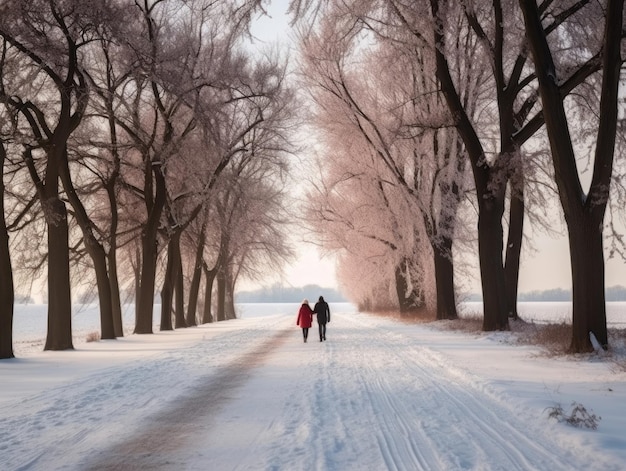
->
<box><xmin>2</xmin><ymin>303</ymin><xmax>626</xmax><ymax>470</ymax></box>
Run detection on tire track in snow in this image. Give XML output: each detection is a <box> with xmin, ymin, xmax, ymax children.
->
<box><xmin>0</xmin><ymin>315</ymin><xmax>290</xmax><ymax>471</ymax></box>
<box><xmin>81</xmin><ymin>325</ymin><xmax>292</xmax><ymax>470</ymax></box>
<box><xmin>312</xmin><ymin>314</ymin><xmax>449</xmax><ymax>470</ymax></box>
<box><xmin>5</xmin><ymin>310</ymin><xmax>616</xmax><ymax>470</ymax></box>
<box><xmin>335</xmin><ymin>313</ymin><xmax>604</xmax><ymax>470</ymax></box>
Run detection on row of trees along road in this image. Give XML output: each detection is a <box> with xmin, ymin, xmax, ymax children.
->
<box><xmin>0</xmin><ymin>0</ymin><xmax>296</xmax><ymax>359</ymax></box>
<box><xmin>293</xmin><ymin>0</ymin><xmax>625</xmax><ymax>352</ymax></box>
<box><xmin>0</xmin><ymin>1</ymin><xmax>624</xmax><ymax>358</ymax></box>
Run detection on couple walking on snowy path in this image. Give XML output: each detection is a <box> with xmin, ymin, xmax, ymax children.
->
<box><xmin>296</xmin><ymin>296</ymin><xmax>331</xmax><ymax>343</ymax></box>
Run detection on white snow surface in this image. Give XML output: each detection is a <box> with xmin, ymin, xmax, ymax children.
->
<box><xmin>2</xmin><ymin>304</ymin><xmax>626</xmax><ymax>470</ymax></box>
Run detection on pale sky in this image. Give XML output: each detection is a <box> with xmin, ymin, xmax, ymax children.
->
<box><xmin>250</xmin><ymin>0</ymin><xmax>293</xmax><ymax>45</ymax></box>
<box><xmin>269</xmin><ymin>245</ymin><xmax>338</xmax><ymax>289</ymax></box>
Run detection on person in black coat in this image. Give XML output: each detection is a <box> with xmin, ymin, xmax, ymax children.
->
<box><xmin>313</xmin><ymin>296</ymin><xmax>330</xmax><ymax>342</ymax></box>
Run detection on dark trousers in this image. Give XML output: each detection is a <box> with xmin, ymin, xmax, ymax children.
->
<box><xmin>318</xmin><ymin>323</ymin><xmax>326</xmax><ymax>340</ymax></box>
<box><xmin>302</xmin><ymin>328</ymin><xmax>309</xmax><ymax>341</ymax></box>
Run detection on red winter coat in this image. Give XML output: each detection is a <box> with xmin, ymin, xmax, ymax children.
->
<box><xmin>296</xmin><ymin>304</ymin><xmax>314</xmax><ymax>328</ymax></box>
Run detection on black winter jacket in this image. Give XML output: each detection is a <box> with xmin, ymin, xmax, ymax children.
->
<box><xmin>313</xmin><ymin>301</ymin><xmax>330</xmax><ymax>324</ymax></box>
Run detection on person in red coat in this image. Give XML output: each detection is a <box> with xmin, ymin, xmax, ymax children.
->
<box><xmin>296</xmin><ymin>299</ymin><xmax>314</xmax><ymax>343</ymax></box>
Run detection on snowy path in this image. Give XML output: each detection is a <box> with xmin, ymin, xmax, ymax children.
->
<box><xmin>82</xmin><ymin>327</ymin><xmax>294</xmax><ymax>470</ymax></box>
<box><xmin>173</xmin><ymin>313</ymin><xmax>594</xmax><ymax>471</ymax></box>
<box><xmin>1</xmin><ymin>310</ymin><xmax>622</xmax><ymax>470</ymax></box>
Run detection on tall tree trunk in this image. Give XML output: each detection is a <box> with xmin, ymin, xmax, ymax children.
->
<box><xmin>216</xmin><ymin>267</ymin><xmax>226</xmax><ymax>322</ymax></box>
<box><xmin>434</xmin><ymin>239</ymin><xmax>457</xmax><ymax>320</ymax></box>
<box><xmin>202</xmin><ymin>266</ymin><xmax>216</xmax><ymax>324</ymax></box>
<box><xmin>40</xmin><ymin>141</ymin><xmax>73</xmax><ymax>351</ymax></box>
<box><xmin>135</xmin><ymin>165</ymin><xmax>166</xmax><ymax>334</ymax></box>
<box><xmin>88</xmin><ymin>242</ymin><xmax>116</xmax><ymax>340</ymax></box>
<box><xmin>107</xmin><ymin>182</ymin><xmax>124</xmax><ymax>337</ymax></box>
<box><xmin>504</xmin><ymin>189</ymin><xmax>525</xmax><ymax>320</ymax></box>
<box><xmin>108</xmin><ymin>251</ymin><xmax>124</xmax><ymax>337</ymax></box>
<box><xmin>394</xmin><ymin>258</ymin><xmax>423</xmax><ymax>313</ymax></box>
<box><xmin>215</xmin><ymin>236</ymin><xmax>229</xmax><ymax>322</ymax></box>
<box><xmin>569</xmin><ymin>213</ymin><xmax>608</xmax><ymax>351</ymax></box>
<box><xmin>136</xmin><ymin>229</ymin><xmax>160</xmax><ymax>334</ymax></box>
<box><xmin>432</xmin><ymin>139</ymin><xmax>463</xmax><ymax>321</ymax></box>
<box><xmin>215</xmin><ymin>265</ymin><xmax>226</xmax><ymax>322</ymax></box>
<box><xmin>132</xmin><ymin>246</ymin><xmax>141</xmax><ymax>313</ymax></box>
<box><xmin>519</xmin><ymin>0</ymin><xmax>622</xmax><ymax>351</ymax></box>
<box><xmin>186</xmin><ymin>219</ymin><xmax>208</xmax><ymax>326</ymax></box>
<box><xmin>225</xmin><ymin>288</ymin><xmax>233</xmax><ymax>320</ymax></box>
<box><xmin>44</xmin><ymin>196</ymin><xmax>73</xmax><ymax>351</ymax></box>
<box><xmin>394</xmin><ymin>260</ymin><xmax>412</xmax><ymax>313</ymax></box>
<box><xmin>225</xmin><ymin>270</ymin><xmax>236</xmax><ymax>320</ymax></box>
<box><xmin>0</xmin><ymin>0</ymin><xmax>91</xmax><ymax>352</ymax></box>
<box><xmin>59</xmin><ymin>154</ymin><xmax>115</xmax><ymax>339</ymax></box>
<box><xmin>478</xmin><ymin>196</ymin><xmax>508</xmax><ymax>331</ymax></box>
<box><xmin>160</xmin><ymin>232</ymin><xmax>181</xmax><ymax>331</ymax></box>
<box><xmin>186</xmin><ymin>240</ymin><xmax>204</xmax><ymax>327</ymax></box>
<box><xmin>174</xmin><ymin>249</ymin><xmax>186</xmax><ymax>328</ymax></box>
<box><xmin>0</xmin><ymin>144</ymin><xmax>14</xmax><ymax>359</ymax></box>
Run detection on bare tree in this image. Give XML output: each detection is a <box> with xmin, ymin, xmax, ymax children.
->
<box><xmin>299</xmin><ymin>14</ymin><xmax>471</xmax><ymax>318</ymax></box>
<box><xmin>519</xmin><ymin>0</ymin><xmax>625</xmax><ymax>351</ymax></box>
<box><xmin>0</xmin><ymin>135</ymin><xmax>13</xmax><ymax>358</ymax></box>
<box><xmin>0</xmin><ymin>1</ymin><xmax>118</xmax><ymax>350</ymax></box>
<box><xmin>408</xmin><ymin>0</ymin><xmax>603</xmax><ymax>330</ymax></box>
<box><xmin>115</xmin><ymin>0</ymin><xmax>273</xmax><ymax>334</ymax></box>
<box><xmin>0</xmin><ymin>43</ymin><xmax>22</xmax><ymax>358</ymax></box>
<box><xmin>79</xmin><ymin>19</ymin><xmax>145</xmax><ymax>337</ymax></box>
<box><xmin>183</xmin><ymin>206</ymin><xmax>211</xmax><ymax>326</ymax></box>
<box><xmin>304</xmin><ymin>133</ymin><xmax>429</xmax><ymax>313</ymax></box>
<box><xmin>217</xmin><ymin>143</ymin><xmax>294</xmax><ymax>320</ymax></box>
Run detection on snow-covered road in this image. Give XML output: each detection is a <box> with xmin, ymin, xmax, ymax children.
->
<box><xmin>153</xmin><ymin>313</ymin><xmax>598</xmax><ymax>471</ymax></box>
<box><xmin>1</xmin><ymin>309</ymin><xmax>624</xmax><ymax>470</ymax></box>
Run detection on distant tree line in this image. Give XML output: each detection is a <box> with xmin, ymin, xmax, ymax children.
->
<box><xmin>235</xmin><ymin>284</ymin><xmax>347</xmax><ymax>303</ymax></box>
<box><xmin>518</xmin><ymin>286</ymin><xmax>626</xmax><ymax>303</ymax></box>
<box><xmin>467</xmin><ymin>286</ymin><xmax>626</xmax><ymax>303</ymax></box>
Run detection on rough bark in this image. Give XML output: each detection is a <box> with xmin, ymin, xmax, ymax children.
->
<box><xmin>202</xmin><ymin>265</ymin><xmax>217</xmax><ymax>324</ymax></box>
<box><xmin>0</xmin><ymin>143</ymin><xmax>14</xmax><ymax>359</ymax></box>
<box><xmin>504</xmin><ymin>191</ymin><xmax>524</xmax><ymax>320</ymax></box>
<box><xmin>135</xmin><ymin>163</ymin><xmax>166</xmax><ymax>334</ymax></box>
<box><xmin>174</xmin><ymin>250</ymin><xmax>186</xmax><ymax>328</ymax></box>
<box><xmin>434</xmin><ymin>238</ymin><xmax>457</xmax><ymax>320</ymax></box>
<box><xmin>394</xmin><ymin>261</ymin><xmax>412</xmax><ymax>313</ymax></box>
<box><xmin>44</xmin><ymin>196</ymin><xmax>73</xmax><ymax>351</ymax></box>
<box><xmin>108</xmin><ymin>250</ymin><xmax>124</xmax><ymax>337</ymax></box>
<box><xmin>478</xmin><ymin>195</ymin><xmax>509</xmax><ymax>331</ymax></box>
<box><xmin>393</xmin><ymin>258</ymin><xmax>423</xmax><ymax>313</ymax></box>
<box><xmin>87</xmin><ymin>241</ymin><xmax>116</xmax><ymax>340</ymax></box>
<box><xmin>568</xmin><ymin>213</ymin><xmax>608</xmax><ymax>350</ymax></box>
<box><xmin>186</xmin><ymin>231</ymin><xmax>206</xmax><ymax>327</ymax></box>
<box><xmin>225</xmin><ymin>273</ymin><xmax>237</xmax><ymax>320</ymax></box>
<box><xmin>106</xmin><ymin>179</ymin><xmax>123</xmax><ymax>337</ymax></box>
<box><xmin>216</xmin><ymin>268</ymin><xmax>226</xmax><ymax>322</ymax></box>
<box><xmin>159</xmin><ymin>232</ymin><xmax>181</xmax><ymax>331</ymax></box>
<box><xmin>104</xmin><ymin>91</ymin><xmax>124</xmax><ymax>338</ymax></box>
<box><xmin>432</xmin><ymin>142</ymin><xmax>462</xmax><ymax>321</ymax></box>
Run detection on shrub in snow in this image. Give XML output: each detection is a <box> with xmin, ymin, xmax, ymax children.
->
<box><xmin>546</xmin><ymin>402</ymin><xmax>601</xmax><ymax>430</ymax></box>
